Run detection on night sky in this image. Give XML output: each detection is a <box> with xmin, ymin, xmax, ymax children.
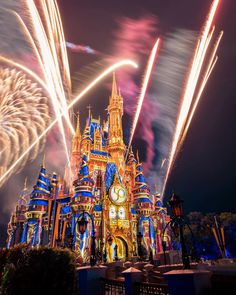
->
<box><xmin>57</xmin><ymin>0</ymin><xmax>236</xmax><ymax>213</ymax></box>
<box><xmin>0</xmin><ymin>0</ymin><xmax>236</xmax><ymax>245</ymax></box>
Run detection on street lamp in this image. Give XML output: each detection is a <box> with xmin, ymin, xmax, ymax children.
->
<box><xmin>168</xmin><ymin>193</ymin><xmax>190</xmax><ymax>269</ymax></box>
<box><xmin>169</xmin><ymin>193</ymin><xmax>184</xmax><ymax>217</ymax></box>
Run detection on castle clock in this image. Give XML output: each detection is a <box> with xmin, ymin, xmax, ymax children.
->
<box><xmin>109</xmin><ymin>185</ymin><xmax>127</xmax><ymax>205</ymax></box>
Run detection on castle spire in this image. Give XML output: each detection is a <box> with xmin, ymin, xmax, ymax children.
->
<box><xmin>107</xmin><ymin>73</ymin><xmax>125</xmax><ymax>175</ymax></box>
<box><xmin>72</xmin><ymin>113</ymin><xmax>81</xmax><ymax>154</ymax></box>
<box><xmin>111</xmin><ymin>72</ymin><xmax>118</xmax><ymax>97</ymax></box>
<box><xmin>42</xmin><ymin>153</ymin><xmax>46</xmax><ymax>169</ymax></box>
<box><xmin>87</xmin><ymin>104</ymin><xmax>92</xmax><ymax>123</ymax></box>
<box><xmin>75</xmin><ymin>112</ymin><xmax>81</xmax><ymax>139</ymax></box>
<box><xmin>136</xmin><ymin>150</ymin><xmax>140</xmax><ymax>163</ymax></box>
<box><xmin>127</xmin><ymin>146</ymin><xmax>136</xmax><ymax>165</ymax></box>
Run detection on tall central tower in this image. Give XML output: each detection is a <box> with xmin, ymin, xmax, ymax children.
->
<box><xmin>107</xmin><ymin>73</ymin><xmax>125</xmax><ymax>176</ymax></box>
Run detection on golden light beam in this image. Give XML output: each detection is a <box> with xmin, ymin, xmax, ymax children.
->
<box><xmin>26</xmin><ymin>0</ymin><xmax>74</xmax><ymax>165</ymax></box>
<box><xmin>26</xmin><ymin>0</ymin><xmax>74</xmax><ymax>137</ymax></box>
<box><xmin>0</xmin><ymin>60</ymin><xmax>138</xmax><ymax>184</ymax></box>
<box><xmin>9</xmin><ymin>9</ymin><xmax>75</xmax><ymax>136</ymax></box>
<box><xmin>126</xmin><ymin>38</ymin><xmax>160</xmax><ymax>159</ymax></box>
<box><xmin>180</xmin><ymin>31</ymin><xmax>223</xmax><ymax>147</ymax></box>
<box><xmin>161</xmin><ymin>0</ymin><xmax>221</xmax><ymax>199</ymax></box>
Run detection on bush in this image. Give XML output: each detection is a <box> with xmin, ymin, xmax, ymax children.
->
<box><xmin>0</xmin><ymin>245</ymin><xmax>76</xmax><ymax>295</ymax></box>
<box><xmin>0</xmin><ymin>248</ymin><xmax>8</xmax><ymax>285</ymax></box>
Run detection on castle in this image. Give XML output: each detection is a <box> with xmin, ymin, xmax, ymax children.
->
<box><xmin>7</xmin><ymin>74</ymin><xmax>170</xmax><ymax>263</ymax></box>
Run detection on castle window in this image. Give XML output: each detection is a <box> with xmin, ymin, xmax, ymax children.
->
<box><xmin>109</xmin><ymin>205</ymin><xmax>116</xmax><ymax>219</ymax></box>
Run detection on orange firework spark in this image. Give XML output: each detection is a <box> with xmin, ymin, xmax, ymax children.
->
<box><xmin>126</xmin><ymin>38</ymin><xmax>160</xmax><ymax>159</ymax></box>
<box><xmin>3</xmin><ymin>1</ymin><xmax>75</xmax><ymax>167</ymax></box>
<box><xmin>0</xmin><ymin>60</ymin><xmax>138</xmax><ymax>185</ymax></box>
<box><xmin>161</xmin><ymin>0</ymin><xmax>222</xmax><ymax>198</ymax></box>
<box><xmin>25</xmin><ymin>0</ymin><xmax>73</xmax><ymax>165</ymax></box>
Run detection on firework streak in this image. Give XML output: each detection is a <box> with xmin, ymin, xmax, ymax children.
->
<box><xmin>126</xmin><ymin>38</ymin><xmax>160</xmax><ymax>159</ymax></box>
<box><xmin>161</xmin><ymin>0</ymin><xmax>223</xmax><ymax>198</ymax></box>
<box><xmin>66</xmin><ymin>42</ymin><xmax>101</xmax><ymax>55</ymax></box>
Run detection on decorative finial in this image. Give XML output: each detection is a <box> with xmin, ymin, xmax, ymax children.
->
<box><xmin>87</xmin><ymin>105</ymin><xmax>92</xmax><ymax>121</ymax></box>
<box><xmin>42</xmin><ymin>153</ymin><xmax>46</xmax><ymax>168</ymax></box>
<box><xmin>155</xmin><ymin>184</ymin><xmax>159</xmax><ymax>195</ymax></box>
<box><xmin>74</xmin><ymin>112</ymin><xmax>81</xmax><ymax>138</ymax></box>
<box><xmin>136</xmin><ymin>150</ymin><xmax>140</xmax><ymax>163</ymax></box>
<box><xmin>23</xmin><ymin>177</ymin><xmax>27</xmax><ymax>191</ymax></box>
<box><xmin>111</xmin><ymin>72</ymin><xmax>118</xmax><ymax>97</ymax></box>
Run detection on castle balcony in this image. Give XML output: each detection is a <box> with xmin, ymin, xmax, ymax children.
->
<box><xmin>109</xmin><ymin>219</ymin><xmax>130</xmax><ymax>229</ymax></box>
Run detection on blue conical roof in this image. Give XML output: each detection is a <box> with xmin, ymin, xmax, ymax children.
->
<box><xmin>32</xmin><ymin>164</ymin><xmax>51</xmax><ymax>195</ymax></box>
<box><xmin>74</xmin><ymin>154</ymin><xmax>94</xmax><ymax>198</ymax></box>
<box><xmin>135</xmin><ymin>162</ymin><xmax>148</xmax><ymax>189</ymax></box>
<box><xmin>79</xmin><ymin>154</ymin><xmax>91</xmax><ymax>181</ymax></box>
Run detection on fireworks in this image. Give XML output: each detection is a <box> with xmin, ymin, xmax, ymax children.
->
<box><xmin>25</xmin><ymin>0</ymin><xmax>74</xmax><ymax>165</ymax></box>
<box><xmin>0</xmin><ymin>60</ymin><xmax>138</xmax><ymax>185</ymax></box>
<box><xmin>0</xmin><ymin>68</ymin><xmax>49</xmax><ymax>186</ymax></box>
<box><xmin>126</xmin><ymin>38</ymin><xmax>160</xmax><ymax>158</ymax></box>
<box><xmin>66</xmin><ymin>42</ymin><xmax>102</xmax><ymax>56</ymax></box>
<box><xmin>0</xmin><ymin>0</ymin><xmax>138</xmax><ymax>186</ymax></box>
<box><xmin>161</xmin><ymin>0</ymin><xmax>222</xmax><ymax>198</ymax></box>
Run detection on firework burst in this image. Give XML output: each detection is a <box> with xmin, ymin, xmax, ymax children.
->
<box><xmin>0</xmin><ymin>68</ymin><xmax>49</xmax><ymax>185</ymax></box>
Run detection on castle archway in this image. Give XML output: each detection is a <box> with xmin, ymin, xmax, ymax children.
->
<box><xmin>116</xmin><ymin>236</ymin><xmax>128</xmax><ymax>260</ymax></box>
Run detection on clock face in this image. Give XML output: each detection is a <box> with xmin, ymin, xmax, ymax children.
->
<box><xmin>110</xmin><ymin>185</ymin><xmax>127</xmax><ymax>205</ymax></box>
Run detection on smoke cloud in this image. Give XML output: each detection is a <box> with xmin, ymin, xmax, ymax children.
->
<box><xmin>110</xmin><ymin>16</ymin><xmax>196</xmax><ymax>194</ymax></box>
<box><xmin>146</xmin><ymin>29</ymin><xmax>196</xmax><ymax>193</ymax></box>
<box><xmin>110</xmin><ymin>15</ymin><xmax>158</xmax><ymax>170</ymax></box>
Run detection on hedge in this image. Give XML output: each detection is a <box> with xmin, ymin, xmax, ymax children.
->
<box><xmin>0</xmin><ymin>245</ymin><xmax>76</xmax><ymax>295</ymax></box>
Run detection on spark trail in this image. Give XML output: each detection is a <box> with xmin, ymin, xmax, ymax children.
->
<box><xmin>161</xmin><ymin>0</ymin><xmax>222</xmax><ymax>198</ymax></box>
<box><xmin>126</xmin><ymin>38</ymin><xmax>160</xmax><ymax>159</ymax></box>
<box><xmin>25</xmin><ymin>0</ymin><xmax>73</xmax><ymax>165</ymax></box>
<box><xmin>0</xmin><ymin>60</ymin><xmax>138</xmax><ymax>185</ymax></box>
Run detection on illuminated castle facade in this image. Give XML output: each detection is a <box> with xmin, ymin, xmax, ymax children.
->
<box><xmin>7</xmin><ymin>75</ymin><xmax>170</xmax><ymax>262</ymax></box>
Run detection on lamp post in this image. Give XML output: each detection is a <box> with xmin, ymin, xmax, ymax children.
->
<box><xmin>168</xmin><ymin>193</ymin><xmax>190</xmax><ymax>269</ymax></box>
<box><xmin>77</xmin><ymin>212</ymin><xmax>96</xmax><ymax>266</ymax></box>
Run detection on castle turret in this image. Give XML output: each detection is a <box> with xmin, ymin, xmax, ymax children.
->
<box><xmin>7</xmin><ymin>179</ymin><xmax>28</xmax><ymax>248</ymax></box>
<box><xmin>153</xmin><ymin>191</ymin><xmax>170</xmax><ymax>253</ymax></box>
<box><xmin>107</xmin><ymin>73</ymin><xmax>125</xmax><ymax>176</ymax></box>
<box><xmin>71</xmin><ymin>154</ymin><xmax>94</xmax><ymax>214</ymax></box>
<box><xmin>133</xmin><ymin>155</ymin><xmax>153</xmax><ymax>217</ymax></box>
<box><xmin>23</xmin><ymin>160</ymin><xmax>51</xmax><ymax>246</ymax></box>
<box><xmin>27</xmin><ymin>162</ymin><xmax>51</xmax><ymax>218</ymax></box>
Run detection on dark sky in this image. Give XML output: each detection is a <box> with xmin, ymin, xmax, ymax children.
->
<box><xmin>56</xmin><ymin>0</ymin><xmax>236</xmax><ymax>213</ymax></box>
<box><xmin>0</xmin><ymin>0</ymin><xmax>236</xmax><ymax>240</ymax></box>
